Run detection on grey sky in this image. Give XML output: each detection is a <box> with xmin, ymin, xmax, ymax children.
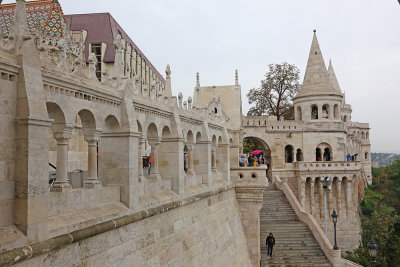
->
<box><xmin>7</xmin><ymin>0</ymin><xmax>400</xmax><ymax>152</ymax></box>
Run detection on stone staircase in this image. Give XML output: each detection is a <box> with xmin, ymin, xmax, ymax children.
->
<box><xmin>260</xmin><ymin>186</ymin><xmax>332</xmax><ymax>267</ymax></box>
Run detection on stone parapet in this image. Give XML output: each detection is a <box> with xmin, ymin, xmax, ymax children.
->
<box><xmin>0</xmin><ymin>184</ymin><xmax>252</xmax><ymax>267</ymax></box>
<box><xmin>295</xmin><ymin>161</ymin><xmax>361</xmax><ymax>173</ymax></box>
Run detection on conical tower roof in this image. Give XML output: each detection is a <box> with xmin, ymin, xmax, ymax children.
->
<box><xmin>295</xmin><ymin>31</ymin><xmax>341</xmax><ymax>99</ymax></box>
<box><xmin>328</xmin><ymin>59</ymin><xmax>342</xmax><ymax>93</ymax></box>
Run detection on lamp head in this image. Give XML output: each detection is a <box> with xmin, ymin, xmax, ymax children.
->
<box><xmin>368</xmin><ymin>237</ymin><xmax>378</xmax><ymax>258</ymax></box>
<box><xmin>331</xmin><ymin>209</ymin><xmax>338</xmax><ymax>223</ymax></box>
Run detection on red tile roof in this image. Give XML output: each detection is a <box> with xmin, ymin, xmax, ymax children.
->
<box><xmin>66</xmin><ymin>13</ymin><xmax>165</xmax><ymax>83</ymax></box>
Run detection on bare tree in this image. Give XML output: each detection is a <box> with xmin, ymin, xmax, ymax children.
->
<box><xmin>247</xmin><ymin>62</ymin><xmax>300</xmax><ymax>120</ymax></box>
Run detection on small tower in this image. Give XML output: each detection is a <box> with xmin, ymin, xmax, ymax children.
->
<box><xmin>293</xmin><ymin>30</ymin><xmax>343</xmax><ymax>122</ymax></box>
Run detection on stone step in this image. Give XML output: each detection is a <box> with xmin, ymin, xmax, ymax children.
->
<box><xmin>260</xmin><ymin>189</ymin><xmax>331</xmax><ymax>266</ymax></box>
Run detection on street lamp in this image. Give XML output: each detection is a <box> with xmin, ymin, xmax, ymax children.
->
<box><xmin>321</xmin><ymin>177</ymin><xmax>332</xmax><ymax>235</ymax></box>
<box><xmin>368</xmin><ymin>237</ymin><xmax>378</xmax><ymax>267</ymax></box>
<box><xmin>331</xmin><ymin>209</ymin><xmax>339</xmax><ymax>250</ymax></box>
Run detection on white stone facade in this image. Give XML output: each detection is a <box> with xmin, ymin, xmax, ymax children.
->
<box><xmin>0</xmin><ymin>1</ymin><xmax>368</xmax><ymax>267</ymax></box>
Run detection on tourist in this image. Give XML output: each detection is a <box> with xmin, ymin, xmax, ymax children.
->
<box><xmin>266</xmin><ymin>232</ymin><xmax>275</xmax><ymax>258</ymax></box>
<box><xmin>354</xmin><ymin>153</ymin><xmax>358</xmax><ymax>161</ymax></box>
<box><xmin>148</xmin><ymin>155</ymin><xmax>151</xmax><ymax>175</ymax></box>
<box><xmin>239</xmin><ymin>153</ymin><xmax>244</xmax><ymax>167</ymax></box>
<box><xmin>346</xmin><ymin>153</ymin><xmax>351</xmax><ymax>161</ymax></box>
<box><xmin>317</xmin><ymin>156</ymin><xmax>322</xmax><ymax>161</ymax></box>
<box><xmin>248</xmin><ymin>153</ymin><xmax>254</xmax><ymax>167</ymax></box>
<box><xmin>253</xmin><ymin>155</ymin><xmax>258</xmax><ymax>166</ymax></box>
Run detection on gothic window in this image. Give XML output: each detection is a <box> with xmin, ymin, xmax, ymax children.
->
<box><xmin>311</xmin><ymin>105</ymin><xmax>318</xmax><ymax>120</ymax></box>
<box><xmin>323</xmin><ymin>148</ymin><xmax>331</xmax><ymax>161</ymax></box>
<box><xmin>322</xmin><ymin>104</ymin><xmax>329</xmax><ymax>119</ymax></box>
<box><xmin>334</xmin><ymin>104</ymin><xmax>339</xmax><ymax>119</ymax></box>
<box><xmin>296</xmin><ymin>106</ymin><xmax>302</xmax><ymax>121</ymax></box>
<box><xmin>91</xmin><ymin>43</ymin><xmax>102</xmax><ymax>81</ymax></box>
<box><xmin>285</xmin><ymin>145</ymin><xmax>294</xmax><ymax>163</ymax></box>
<box><xmin>365</xmin><ymin>152</ymin><xmax>368</xmax><ymax>160</ymax></box>
<box><xmin>316</xmin><ymin>148</ymin><xmax>322</xmax><ymax>161</ymax></box>
<box><xmin>296</xmin><ymin>149</ymin><xmax>303</xmax><ymax>161</ymax></box>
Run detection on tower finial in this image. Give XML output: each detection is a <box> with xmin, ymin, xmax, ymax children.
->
<box><xmin>313</xmin><ymin>29</ymin><xmax>316</xmax><ymax>33</ymax></box>
<box><xmin>235</xmin><ymin>69</ymin><xmax>239</xmax><ymax>86</ymax></box>
<box><xmin>196</xmin><ymin>72</ymin><xmax>200</xmax><ymax>88</ymax></box>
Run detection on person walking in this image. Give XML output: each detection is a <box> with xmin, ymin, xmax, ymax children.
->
<box><xmin>266</xmin><ymin>233</ymin><xmax>275</xmax><ymax>258</ymax></box>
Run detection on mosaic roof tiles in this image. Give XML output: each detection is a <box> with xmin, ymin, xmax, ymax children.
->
<box><xmin>0</xmin><ymin>0</ymin><xmax>67</xmax><ymax>37</ymax></box>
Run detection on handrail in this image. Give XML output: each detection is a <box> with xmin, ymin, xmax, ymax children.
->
<box><xmin>49</xmin><ymin>163</ymin><xmax>56</xmax><ymax>170</ymax></box>
<box><xmin>272</xmin><ymin>174</ymin><xmax>362</xmax><ymax>267</ymax></box>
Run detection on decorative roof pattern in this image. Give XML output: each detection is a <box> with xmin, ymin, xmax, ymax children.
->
<box><xmin>0</xmin><ymin>0</ymin><xmax>67</xmax><ymax>37</ymax></box>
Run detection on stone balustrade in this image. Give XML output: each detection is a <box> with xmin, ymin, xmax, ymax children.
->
<box><xmin>294</xmin><ymin>161</ymin><xmax>361</xmax><ymax>172</ymax></box>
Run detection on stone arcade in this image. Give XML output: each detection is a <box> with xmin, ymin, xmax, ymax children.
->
<box><xmin>0</xmin><ymin>1</ymin><xmax>370</xmax><ymax>266</ymax></box>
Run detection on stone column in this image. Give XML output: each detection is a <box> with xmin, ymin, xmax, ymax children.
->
<box><xmin>319</xmin><ymin>181</ymin><xmax>324</xmax><ymax>219</ymax></box>
<box><xmin>337</xmin><ymin>178</ymin><xmax>342</xmax><ymax>217</ymax></box>
<box><xmin>83</xmin><ymin>134</ymin><xmax>102</xmax><ymax>188</ymax></box>
<box><xmin>328</xmin><ymin>187</ymin><xmax>333</xmax><ymax>214</ymax></box>
<box><xmin>51</xmin><ymin>129</ymin><xmax>73</xmax><ymax>192</ymax></box>
<box><xmin>310</xmin><ymin>180</ymin><xmax>315</xmax><ymax>215</ymax></box>
<box><xmin>299</xmin><ymin>180</ymin><xmax>306</xmax><ymax>208</ymax></box>
<box><xmin>211</xmin><ymin>146</ymin><xmax>217</xmax><ymax>173</ymax></box>
<box><xmin>138</xmin><ymin>137</ymin><xmax>145</xmax><ymax>182</ymax></box>
<box><xmin>235</xmin><ymin>182</ymin><xmax>268</xmax><ymax>267</ymax></box>
<box><xmin>148</xmin><ymin>138</ymin><xmax>161</xmax><ymax>181</ymax></box>
<box><xmin>186</xmin><ymin>144</ymin><xmax>195</xmax><ymax>176</ymax></box>
<box><xmin>346</xmin><ymin>179</ymin><xmax>352</xmax><ymax>219</ymax></box>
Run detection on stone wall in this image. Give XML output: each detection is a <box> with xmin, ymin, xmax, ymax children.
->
<box><xmin>12</xmin><ymin>188</ymin><xmax>252</xmax><ymax>267</ymax></box>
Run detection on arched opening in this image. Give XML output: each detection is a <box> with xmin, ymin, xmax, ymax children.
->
<box><xmin>296</xmin><ymin>106</ymin><xmax>302</xmax><ymax>121</ymax></box>
<box><xmin>104</xmin><ymin>115</ymin><xmax>120</xmax><ymax>131</ymax></box>
<box><xmin>334</xmin><ymin>104</ymin><xmax>339</xmax><ymax>119</ymax></box>
<box><xmin>361</xmin><ymin>132</ymin><xmax>365</xmax><ymax>139</ymax></box>
<box><xmin>311</xmin><ymin>105</ymin><xmax>318</xmax><ymax>120</ymax></box>
<box><xmin>146</xmin><ymin>123</ymin><xmax>159</xmax><ymax>178</ymax></box>
<box><xmin>76</xmin><ymin>109</ymin><xmax>100</xmax><ymax>188</ymax></box>
<box><xmin>343</xmin><ymin>115</ymin><xmax>348</xmax><ymax>122</ymax></box>
<box><xmin>322</xmin><ymin>104</ymin><xmax>329</xmax><ymax>119</ymax></box>
<box><xmin>316</xmin><ymin>143</ymin><xmax>332</xmax><ymax>162</ymax></box>
<box><xmin>46</xmin><ymin>102</ymin><xmax>69</xmax><ymax>190</ymax></box>
<box><xmin>364</xmin><ymin>152</ymin><xmax>368</xmax><ymax>160</ymax></box>
<box><xmin>316</xmin><ymin>148</ymin><xmax>322</xmax><ymax>161</ymax></box>
<box><xmin>242</xmin><ymin>136</ymin><xmax>271</xmax><ymax>178</ymax></box>
<box><xmin>296</xmin><ymin>149</ymin><xmax>303</xmax><ymax>162</ymax></box>
<box><xmin>366</xmin><ymin>132</ymin><xmax>369</xmax><ymax>139</ymax></box>
<box><xmin>285</xmin><ymin>145</ymin><xmax>294</xmax><ymax>163</ymax></box>
<box><xmin>323</xmin><ymin>148</ymin><xmax>331</xmax><ymax>161</ymax></box>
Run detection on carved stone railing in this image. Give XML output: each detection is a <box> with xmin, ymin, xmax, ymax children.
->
<box><xmin>272</xmin><ymin>174</ymin><xmax>362</xmax><ymax>267</ymax></box>
<box><xmin>294</xmin><ymin>161</ymin><xmax>362</xmax><ymax>172</ymax></box>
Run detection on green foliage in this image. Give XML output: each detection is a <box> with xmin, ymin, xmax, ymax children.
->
<box><xmin>246</xmin><ymin>62</ymin><xmax>300</xmax><ymax>120</ymax></box>
<box><xmin>345</xmin><ymin>159</ymin><xmax>400</xmax><ymax>266</ymax></box>
<box><xmin>242</xmin><ymin>138</ymin><xmax>264</xmax><ymax>154</ymax></box>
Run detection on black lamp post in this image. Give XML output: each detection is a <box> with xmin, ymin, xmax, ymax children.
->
<box><xmin>331</xmin><ymin>209</ymin><xmax>339</xmax><ymax>250</ymax></box>
<box><xmin>368</xmin><ymin>237</ymin><xmax>378</xmax><ymax>267</ymax></box>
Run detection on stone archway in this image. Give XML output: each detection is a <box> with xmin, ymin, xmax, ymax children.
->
<box><xmin>242</xmin><ymin>136</ymin><xmax>272</xmax><ymax>179</ymax></box>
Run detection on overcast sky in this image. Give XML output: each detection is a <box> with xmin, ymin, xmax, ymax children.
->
<box><xmin>7</xmin><ymin>0</ymin><xmax>400</xmax><ymax>152</ymax></box>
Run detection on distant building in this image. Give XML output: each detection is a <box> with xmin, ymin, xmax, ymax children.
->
<box><xmin>66</xmin><ymin>13</ymin><xmax>166</xmax><ymax>93</ymax></box>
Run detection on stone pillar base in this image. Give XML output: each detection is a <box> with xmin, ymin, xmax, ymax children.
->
<box><xmin>83</xmin><ymin>179</ymin><xmax>102</xmax><ymax>189</ymax></box>
<box><xmin>50</xmin><ymin>182</ymin><xmax>72</xmax><ymax>192</ymax></box>
<box><xmin>148</xmin><ymin>173</ymin><xmax>161</xmax><ymax>182</ymax></box>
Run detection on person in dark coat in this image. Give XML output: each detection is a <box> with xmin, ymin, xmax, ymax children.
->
<box><xmin>248</xmin><ymin>153</ymin><xmax>254</xmax><ymax>167</ymax></box>
<box><xmin>266</xmin><ymin>232</ymin><xmax>275</xmax><ymax>257</ymax></box>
